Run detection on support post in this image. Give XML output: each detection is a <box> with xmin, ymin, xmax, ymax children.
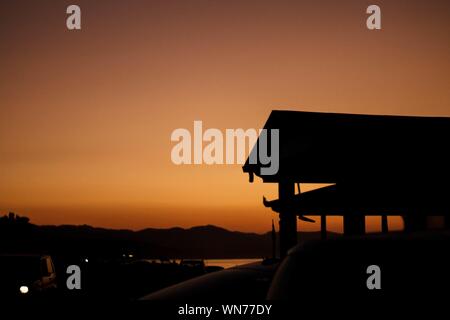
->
<box><xmin>381</xmin><ymin>215</ymin><xmax>388</xmax><ymax>233</ymax></box>
<box><xmin>271</xmin><ymin>219</ymin><xmax>277</xmax><ymax>259</ymax></box>
<box><xmin>278</xmin><ymin>181</ymin><xmax>296</xmax><ymax>258</ymax></box>
<box><xmin>404</xmin><ymin>215</ymin><xmax>427</xmax><ymax>232</ymax></box>
<box><xmin>343</xmin><ymin>214</ymin><xmax>365</xmax><ymax>236</ymax></box>
<box><xmin>321</xmin><ymin>215</ymin><xmax>327</xmax><ymax>239</ymax></box>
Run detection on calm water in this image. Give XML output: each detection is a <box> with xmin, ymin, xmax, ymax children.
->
<box><xmin>172</xmin><ymin>258</ymin><xmax>262</xmax><ymax>269</ymax></box>
<box><xmin>205</xmin><ymin>259</ymin><xmax>261</xmax><ymax>269</ymax></box>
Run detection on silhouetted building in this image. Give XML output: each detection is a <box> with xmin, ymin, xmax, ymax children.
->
<box><xmin>243</xmin><ymin>110</ymin><xmax>450</xmax><ymax>257</ymax></box>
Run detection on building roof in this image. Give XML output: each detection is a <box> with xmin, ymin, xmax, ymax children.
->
<box><xmin>243</xmin><ymin>110</ymin><xmax>450</xmax><ymax>186</ymax></box>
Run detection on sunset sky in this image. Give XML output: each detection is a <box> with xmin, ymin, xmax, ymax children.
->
<box><xmin>1</xmin><ymin>0</ymin><xmax>449</xmax><ymax>233</ymax></box>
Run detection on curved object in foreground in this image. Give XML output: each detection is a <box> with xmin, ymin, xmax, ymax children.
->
<box><xmin>140</xmin><ymin>260</ymin><xmax>278</xmax><ymax>301</ymax></box>
<box><xmin>268</xmin><ymin>230</ymin><xmax>450</xmax><ymax>300</ymax></box>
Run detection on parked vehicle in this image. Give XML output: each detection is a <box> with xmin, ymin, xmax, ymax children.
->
<box><xmin>0</xmin><ymin>254</ymin><xmax>57</xmax><ymax>299</ymax></box>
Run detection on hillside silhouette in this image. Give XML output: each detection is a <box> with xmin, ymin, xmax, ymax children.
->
<box><xmin>0</xmin><ymin>212</ymin><xmax>337</xmax><ymax>258</ymax></box>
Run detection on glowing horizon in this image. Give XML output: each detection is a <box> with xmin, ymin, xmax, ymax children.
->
<box><xmin>1</xmin><ymin>0</ymin><xmax>449</xmax><ymax>233</ymax></box>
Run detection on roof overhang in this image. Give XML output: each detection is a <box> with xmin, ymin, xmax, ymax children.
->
<box><xmin>243</xmin><ymin>110</ymin><xmax>450</xmax><ymax>186</ymax></box>
<box><xmin>263</xmin><ymin>184</ymin><xmax>450</xmax><ymax>216</ymax></box>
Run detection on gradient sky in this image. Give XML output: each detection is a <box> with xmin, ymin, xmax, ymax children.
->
<box><xmin>0</xmin><ymin>0</ymin><xmax>449</xmax><ymax>232</ymax></box>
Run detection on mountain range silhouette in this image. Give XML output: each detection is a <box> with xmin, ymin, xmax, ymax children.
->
<box><xmin>0</xmin><ymin>216</ymin><xmax>338</xmax><ymax>258</ymax></box>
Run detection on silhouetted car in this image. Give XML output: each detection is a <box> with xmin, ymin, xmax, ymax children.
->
<box><xmin>0</xmin><ymin>254</ymin><xmax>57</xmax><ymax>299</ymax></box>
<box><xmin>140</xmin><ymin>259</ymin><xmax>277</xmax><ymax>301</ymax></box>
<box><xmin>267</xmin><ymin>230</ymin><xmax>450</xmax><ymax>301</ymax></box>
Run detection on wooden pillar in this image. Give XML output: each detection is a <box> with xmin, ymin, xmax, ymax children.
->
<box><xmin>403</xmin><ymin>215</ymin><xmax>427</xmax><ymax>232</ymax></box>
<box><xmin>278</xmin><ymin>181</ymin><xmax>296</xmax><ymax>258</ymax></box>
<box><xmin>271</xmin><ymin>220</ymin><xmax>277</xmax><ymax>259</ymax></box>
<box><xmin>321</xmin><ymin>215</ymin><xmax>327</xmax><ymax>239</ymax></box>
<box><xmin>429</xmin><ymin>216</ymin><xmax>445</xmax><ymax>229</ymax></box>
<box><xmin>343</xmin><ymin>214</ymin><xmax>365</xmax><ymax>236</ymax></box>
<box><xmin>381</xmin><ymin>215</ymin><xmax>389</xmax><ymax>233</ymax></box>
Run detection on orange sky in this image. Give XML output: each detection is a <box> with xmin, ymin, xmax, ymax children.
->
<box><xmin>0</xmin><ymin>0</ymin><xmax>449</xmax><ymax>233</ymax></box>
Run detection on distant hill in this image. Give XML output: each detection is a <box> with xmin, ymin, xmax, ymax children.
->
<box><xmin>134</xmin><ymin>225</ymin><xmax>339</xmax><ymax>258</ymax></box>
<box><xmin>0</xmin><ymin>216</ymin><xmax>339</xmax><ymax>258</ymax></box>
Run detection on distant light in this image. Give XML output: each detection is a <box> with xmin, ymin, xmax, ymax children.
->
<box><xmin>128</xmin><ymin>254</ymin><xmax>134</xmax><ymax>258</ymax></box>
<box><xmin>84</xmin><ymin>258</ymin><xmax>89</xmax><ymax>263</ymax></box>
<box><xmin>19</xmin><ymin>286</ymin><xmax>29</xmax><ymax>294</ymax></box>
